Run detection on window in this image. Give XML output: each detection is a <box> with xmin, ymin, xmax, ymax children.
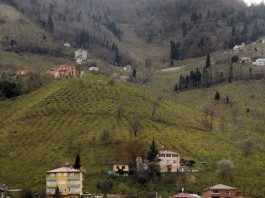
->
<box><xmin>58</xmin><ymin>181</ymin><xmax>66</xmax><ymax>185</ymax></box>
<box><xmin>166</xmin><ymin>154</ymin><xmax>171</xmax><ymax>157</ymax></box>
<box><xmin>173</xmin><ymin>160</ymin><xmax>177</xmax><ymax>163</ymax></box>
<box><xmin>57</xmin><ymin>173</ymin><xmax>61</xmax><ymax>176</ymax></box>
<box><xmin>64</xmin><ymin>173</ymin><xmax>67</xmax><ymax>176</ymax></box>
<box><xmin>211</xmin><ymin>189</ymin><xmax>219</xmax><ymax>194</ymax></box>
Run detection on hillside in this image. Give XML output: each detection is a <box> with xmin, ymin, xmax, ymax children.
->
<box><xmin>0</xmin><ymin>76</ymin><xmax>264</xmax><ymax>197</ymax></box>
<box><xmin>2</xmin><ymin>0</ymin><xmax>265</xmax><ymax>66</ymax></box>
<box><xmin>0</xmin><ymin>4</ymin><xmax>59</xmax><ymax>54</ymax></box>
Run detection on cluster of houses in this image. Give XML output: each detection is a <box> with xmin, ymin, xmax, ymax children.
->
<box><xmin>44</xmin><ymin>149</ymin><xmax>246</xmax><ymax>198</ymax></box>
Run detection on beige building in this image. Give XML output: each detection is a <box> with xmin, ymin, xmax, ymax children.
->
<box><xmin>158</xmin><ymin>150</ymin><xmax>180</xmax><ymax>173</ymax></box>
<box><xmin>113</xmin><ymin>165</ymin><xmax>129</xmax><ymax>176</ymax></box>
<box><xmin>46</xmin><ymin>167</ymin><xmax>83</xmax><ymax>198</ymax></box>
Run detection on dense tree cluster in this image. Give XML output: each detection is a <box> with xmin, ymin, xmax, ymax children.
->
<box><xmin>4</xmin><ymin>0</ymin><xmax>265</xmax><ymax>62</ymax></box>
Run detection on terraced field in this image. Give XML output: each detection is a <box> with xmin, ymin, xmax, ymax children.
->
<box><xmin>0</xmin><ymin>76</ymin><xmax>264</xmax><ymax>197</ymax></box>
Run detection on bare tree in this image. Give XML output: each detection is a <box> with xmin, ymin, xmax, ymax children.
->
<box><xmin>231</xmin><ymin>104</ymin><xmax>239</xmax><ymax>125</ymax></box>
<box><xmin>129</xmin><ymin>119</ymin><xmax>142</xmax><ymax>137</ymax></box>
<box><xmin>100</xmin><ymin>129</ymin><xmax>110</xmax><ymax>142</ymax></box>
<box><xmin>219</xmin><ymin>112</ymin><xmax>227</xmax><ymax>135</ymax></box>
<box><xmin>202</xmin><ymin>105</ymin><xmax>215</xmax><ymax>131</ymax></box>
<box><xmin>117</xmin><ymin>105</ymin><xmax>125</xmax><ymax>124</ymax></box>
<box><xmin>151</xmin><ymin>96</ymin><xmax>163</xmax><ymax>118</ymax></box>
<box><xmin>217</xmin><ymin>159</ymin><xmax>234</xmax><ymax>182</ymax></box>
<box><xmin>242</xmin><ymin>139</ymin><xmax>254</xmax><ymax>158</ymax></box>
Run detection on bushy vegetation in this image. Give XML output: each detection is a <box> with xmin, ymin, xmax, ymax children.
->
<box><xmin>0</xmin><ymin>76</ymin><xmax>264</xmax><ymax>197</ymax></box>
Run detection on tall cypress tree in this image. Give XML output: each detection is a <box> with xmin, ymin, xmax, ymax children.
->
<box><xmin>47</xmin><ymin>14</ymin><xmax>54</xmax><ymax>32</ymax></box>
<box><xmin>206</xmin><ymin>53</ymin><xmax>211</xmax><ymax>68</ymax></box>
<box><xmin>74</xmin><ymin>154</ymin><xmax>81</xmax><ymax>169</ymax></box>
<box><xmin>147</xmin><ymin>139</ymin><xmax>158</xmax><ymax>162</ymax></box>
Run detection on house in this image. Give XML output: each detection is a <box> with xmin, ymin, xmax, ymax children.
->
<box><xmin>46</xmin><ymin>167</ymin><xmax>83</xmax><ymax>198</ymax></box>
<box><xmin>64</xmin><ymin>43</ymin><xmax>71</xmax><ymax>48</ymax></box>
<box><xmin>233</xmin><ymin>43</ymin><xmax>246</xmax><ymax>52</ymax></box>
<box><xmin>253</xmin><ymin>58</ymin><xmax>265</xmax><ymax>66</ymax></box>
<box><xmin>51</xmin><ymin>65</ymin><xmax>76</xmax><ymax>78</ymax></box>
<box><xmin>15</xmin><ymin>69</ymin><xmax>31</xmax><ymax>77</ymax></box>
<box><xmin>75</xmin><ymin>49</ymin><xmax>88</xmax><ymax>61</ymax></box>
<box><xmin>76</xmin><ymin>58</ymin><xmax>83</xmax><ymax>65</ymax></box>
<box><xmin>158</xmin><ymin>150</ymin><xmax>180</xmax><ymax>173</ymax></box>
<box><xmin>88</xmin><ymin>67</ymin><xmax>99</xmax><ymax>73</ymax></box>
<box><xmin>123</xmin><ymin>65</ymin><xmax>132</xmax><ymax>72</ymax></box>
<box><xmin>171</xmin><ymin>193</ymin><xmax>199</xmax><ymax>198</ymax></box>
<box><xmin>240</xmin><ymin>57</ymin><xmax>251</xmax><ymax>64</ymax></box>
<box><xmin>202</xmin><ymin>184</ymin><xmax>236</xmax><ymax>198</ymax></box>
<box><xmin>113</xmin><ymin>165</ymin><xmax>129</xmax><ymax>176</ymax></box>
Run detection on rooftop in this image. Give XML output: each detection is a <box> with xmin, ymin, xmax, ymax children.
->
<box><xmin>171</xmin><ymin>193</ymin><xmax>198</xmax><ymax>198</ymax></box>
<box><xmin>204</xmin><ymin>184</ymin><xmax>236</xmax><ymax>191</ymax></box>
<box><xmin>47</xmin><ymin>167</ymin><xmax>81</xmax><ymax>173</ymax></box>
<box><xmin>159</xmin><ymin>150</ymin><xmax>178</xmax><ymax>154</ymax></box>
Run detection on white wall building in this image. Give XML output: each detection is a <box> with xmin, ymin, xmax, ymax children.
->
<box><xmin>253</xmin><ymin>58</ymin><xmax>265</xmax><ymax>66</ymax></box>
<box><xmin>75</xmin><ymin>49</ymin><xmax>88</xmax><ymax>61</ymax></box>
<box><xmin>233</xmin><ymin>42</ymin><xmax>246</xmax><ymax>52</ymax></box>
<box><xmin>158</xmin><ymin>150</ymin><xmax>180</xmax><ymax>173</ymax></box>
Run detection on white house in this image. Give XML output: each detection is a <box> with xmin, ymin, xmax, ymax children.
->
<box><xmin>253</xmin><ymin>58</ymin><xmax>265</xmax><ymax>66</ymax></box>
<box><xmin>89</xmin><ymin>67</ymin><xmax>99</xmax><ymax>72</ymax></box>
<box><xmin>233</xmin><ymin>42</ymin><xmax>246</xmax><ymax>52</ymax></box>
<box><xmin>75</xmin><ymin>49</ymin><xmax>88</xmax><ymax>61</ymax></box>
<box><xmin>241</xmin><ymin>56</ymin><xmax>252</xmax><ymax>63</ymax></box>
<box><xmin>64</xmin><ymin>43</ymin><xmax>71</xmax><ymax>48</ymax></box>
<box><xmin>158</xmin><ymin>150</ymin><xmax>180</xmax><ymax>173</ymax></box>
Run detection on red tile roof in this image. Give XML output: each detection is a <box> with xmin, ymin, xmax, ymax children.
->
<box><xmin>204</xmin><ymin>184</ymin><xmax>236</xmax><ymax>191</ymax></box>
<box><xmin>47</xmin><ymin>167</ymin><xmax>81</xmax><ymax>173</ymax></box>
<box><xmin>171</xmin><ymin>193</ymin><xmax>197</xmax><ymax>198</ymax></box>
<box><xmin>159</xmin><ymin>150</ymin><xmax>178</xmax><ymax>154</ymax></box>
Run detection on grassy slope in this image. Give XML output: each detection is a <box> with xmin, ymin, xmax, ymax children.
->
<box><xmin>0</xmin><ymin>75</ymin><xmax>264</xmax><ymax>197</ymax></box>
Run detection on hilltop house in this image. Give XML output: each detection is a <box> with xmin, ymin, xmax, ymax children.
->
<box><xmin>75</xmin><ymin>49</ymin><xmax>88</xmax><ymax>61</ymax></box>
<box><xmin>158</xmin><ymin>150</ymin><xmax>180</xmax><ymax>173</ymax></box>
<box><xmin>253</xmin><ymin>58</ymin><xmax>265</xmax><ymax>66</ymax></box>
<box><xmin>46</xmin><ymin>167</ymin><xmax>83</xmax><ymax>198</ymax></box>
<box><xmin>233</xmin><ymin>43</ymin><xmax>246</xmax><ymax>52</ymax></box>
<box><xmin>202</xmin><ymin>184</ymin><xmax>236</xmax><ymax>198</ymax></box>
<box><xmin>51</xmin><ymin>65</ymin><xmax>76</xmax><ymax>78</ymax></box>
<box><xmin>113</xmin><ymin>165</ymin><xmax>129</xmax><ymax>176</ymax></box>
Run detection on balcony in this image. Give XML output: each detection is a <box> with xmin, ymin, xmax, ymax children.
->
<box><xmin>46</xmin><ymin>177</ymin><xmax>56</xmax><ymax>181</ymax></box>
<box><xmin>46</xmin><ymin>183</ymin><xmax>57</xmax><ymax>188</ymax></box>
<box><xmin>68</xmin><ymin>183</ymin><xmax>80</xmax><ymax>187</ymax></box>
<box><xmin>68</xmin><ymin>176</ymin><xmax>80</xmax><ymax>180</ymax></box>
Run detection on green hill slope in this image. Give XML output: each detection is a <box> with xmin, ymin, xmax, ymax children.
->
<box><xmin>0</xmin><ymin>76</ymin><xmax>264</xmax><ymax>197</ymax></box>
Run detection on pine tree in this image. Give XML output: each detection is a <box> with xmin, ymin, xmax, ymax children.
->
<box><xmin>147</xmin><ymin>139</ymin><xmax>158</xmax><ymax>162</ymax></box>
<box><xmin>74</xmin><ymin>154</ymin><xmax>81</xmax><ymax>169</ymax></box>
<box><xmin>47</xmin><ymin>14</ymin><xmax>54</xmax><ymax>32</ymax></box>
<box><xmin>206</xmin><ymin>53</ymin><xmax>211</xmax><ymax>68</ymax></box>
<box><xmin>215</xmin><ymin>92</ymin><xmax>220</xmax><ymax>100</ymax></box>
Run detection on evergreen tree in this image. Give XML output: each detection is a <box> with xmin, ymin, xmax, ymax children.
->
<box><xmin>74</xmin><ymin>154</ymin><xmax>81</xmax><ymax>169</ymax></box>
<box><xmin>229</xmin><ymin>65</ymin><xmax>234</xmax><ymax>83</ymax></box>
<box><xmin>147</xmin><ymin>139</ymin><xmax>158</xmax><ymax>162</ymax></box>
<box><xmin>215</xmin><ymin>91</ymin><xmax>221</xmax><ymax>100</ymax></box>
<box><xmin>47</xmin><ymin>14</ymin><xmax>54</xmax><ymax>32</ymax></box>
<box><xmin>206</xmin><ymin>53</ymin><xmax>211</xmax><ymax>68</ymax></box>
